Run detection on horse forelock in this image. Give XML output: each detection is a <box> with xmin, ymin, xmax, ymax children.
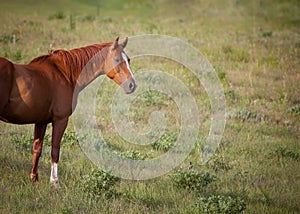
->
<box><xmin>30</xmin><ymin>42</ymin><xmax>112</xmax><ymax>84</ymax></box>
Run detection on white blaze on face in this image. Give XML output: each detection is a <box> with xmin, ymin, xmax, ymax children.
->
<box><xmin>121</xmin><ymin>52</ymin><xmax>135</xmax><ymax>80</ymax></box>
<box><xmin>50</xmin><ymin>162</ymin><xmax>58</xmax><ymax>182</ymax></box>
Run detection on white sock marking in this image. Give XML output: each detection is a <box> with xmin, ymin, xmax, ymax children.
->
<box><xmin>50</xmin><ymin>162</ymin><xmax>58</xmax><ymax>182</ymax></box>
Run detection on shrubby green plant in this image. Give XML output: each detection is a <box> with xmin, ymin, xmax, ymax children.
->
<box><xmin>48</xmin><ymin>11</ymin><xmax>66</xmax><ymax>20</ymax></box>
<box><xmin>225</xmin><ymin>89</ymin><xmax>238</xmax><ymax>102</ymax></box>
<box><xmin>139</xmin><ymin>90</ymin><xmax>167</xmax><ymax>106</ymax></box>
<box><xmin>121</xmin><ymin>150</ymin><xmax>149</xmax><ymax>160</ymax></box>
<box><xmin>150</xmin><ymin>132</ymin><xmax>176</xmax><ymax>152</ymax></box>
<box><xmin>79</xmin><ymin>168</ymin><xmax>121</xmax><ymax>199</ymax></box>
<box><xmin>171</xmin><ymin>170</ymin><xmax>216</xmax><ymax>191</ymax></box>
<box><xmin>0</xmin><ymin>33</ymin><xmax>19</xmax><ymax>44</ymax></box>
<box><xmin>288</xmin><ymin>105</ymin><xmax>300</xmax><ymax>116</ymax></box>
<box><xmin>260</xmin><ymin>31</ymin><xmax>272</xmax><ymax>37</ymax></box>
<box><xmin>79</xmin><ymin>14</ymin><xmax>95</xmax><ymax>22</ymax></box>
<box><xmin>207</xmin><ymin>155</ymin><xmax>232</xmax><ymax>172</ymax></box>
<box><xmin>11</xmin><ymin>134</ymin><xmax>33</xmax><ymax>151</ymax></box>
<box><xmin>62</xmin><ymin>131</ymin><xmax>78</xmax><ymax>146</ymax></box>
<box><xmin>13</xmin><ymin>50</ymin><xmax>22</xmax><ymax>62</ymax></box>
<box><xmin>194</xmin><ymin>194</ymin><xmax>246</xmax><ymax>214</ymax></box>
<box><xmin>227</xmin><ymin>109</ymin><xmax>266</xmax><ymax>122</ymax></box>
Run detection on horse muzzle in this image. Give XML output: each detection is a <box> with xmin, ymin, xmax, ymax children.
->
<box><xmin>122</xmin><ymin>78</ymin><xmax>137</xmax><ymax>94</ymax></box>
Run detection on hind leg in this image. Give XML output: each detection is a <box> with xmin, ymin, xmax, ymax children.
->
<box><xmin>30</xmin><ymin>123</ymin><xmax>47</xmax><ymax>183</ymax></box>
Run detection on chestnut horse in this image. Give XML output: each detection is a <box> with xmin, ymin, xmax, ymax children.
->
<box><xmin>0</xmin><ymin>37</ymin><xmax>136</xmax><ymax>189</ymax></box>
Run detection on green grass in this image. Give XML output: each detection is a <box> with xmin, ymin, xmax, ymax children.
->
<box><xmin>1</xmin><ymin>0</ymin><xmax>300</xmax><ymax>213</ymax></box>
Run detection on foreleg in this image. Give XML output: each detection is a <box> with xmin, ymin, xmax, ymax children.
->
<box><xmin>50</xmin><ymin>118</ymin><xmax>68</xmax><ymax>189</ymax></box>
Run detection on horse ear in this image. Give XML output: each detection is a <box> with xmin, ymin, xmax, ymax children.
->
<box><xmin>111</xmin><ymin>36</ymin><xmax>119</xmax><ymax>50</ymax></box>
<box><xmin>120</xmin><ymin>37</ymin><xmax>128</xmax><ymax>48</ymax></box>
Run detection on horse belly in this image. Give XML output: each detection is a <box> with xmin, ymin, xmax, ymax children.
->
<box><xmin>1</xmin><ymin>98</ymin><xmax>52</xmax><ymax>124</ymax></box>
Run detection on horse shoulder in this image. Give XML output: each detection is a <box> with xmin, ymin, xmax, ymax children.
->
<box><xmin>37</xmin><ymin>56</ymin><xmax>74</xmax><ymax>119</ymax></box>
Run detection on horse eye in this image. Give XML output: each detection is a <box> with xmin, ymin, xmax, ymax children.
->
<box><xmin>114</xmin><ymin>58</ymin><xmax>121</xmax><ymax>63</ymax></box>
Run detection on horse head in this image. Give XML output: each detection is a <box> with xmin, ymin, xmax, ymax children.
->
<box><xmin>104</xmin><ymin>37</ymin><xmax>137</xmax><ymax>94</ymax></box>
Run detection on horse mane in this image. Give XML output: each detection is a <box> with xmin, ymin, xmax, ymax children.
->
<box><xmin>30</xmin><ymin>42</ymin><xmax>112</xmax><ymax>84</ymax></box>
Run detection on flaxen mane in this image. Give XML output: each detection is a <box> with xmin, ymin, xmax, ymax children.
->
<box><xmin>30</xmin><ymin>43</ymin><xmax>112</xmax><ymax>84</ymax></box>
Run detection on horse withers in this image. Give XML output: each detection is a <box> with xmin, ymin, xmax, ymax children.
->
<box><xmin>0</xmin><ymin>37</ymin><xmax>136</xmax><ymax>189</ymax></box>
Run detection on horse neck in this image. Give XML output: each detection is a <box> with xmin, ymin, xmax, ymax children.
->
<box><xmin>65</xmin><ymin>44</ymin><xmax>111</xmax><ymax>90</ymax></box>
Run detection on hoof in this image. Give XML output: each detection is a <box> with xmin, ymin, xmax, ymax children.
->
<box><xmin>50</xmin><ymin>180</ymin><xmax>61</xmax><ymax>190</ymax></box>
<box><xmin>30</xmin><ymin>173</ymin><xmax>39</xmax><ymax>184</ymax></box>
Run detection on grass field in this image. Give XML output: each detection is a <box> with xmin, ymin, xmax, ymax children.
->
<box><xmin>1</xmin><ymin>0</ymin><xmax>300</xmax><ymax>213</ymax></box>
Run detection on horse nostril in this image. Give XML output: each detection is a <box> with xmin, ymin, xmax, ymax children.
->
<box><xmin>129</xmin><ymin>82</ymin><xmax>134</xmax><ymax>90</ymax></box>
